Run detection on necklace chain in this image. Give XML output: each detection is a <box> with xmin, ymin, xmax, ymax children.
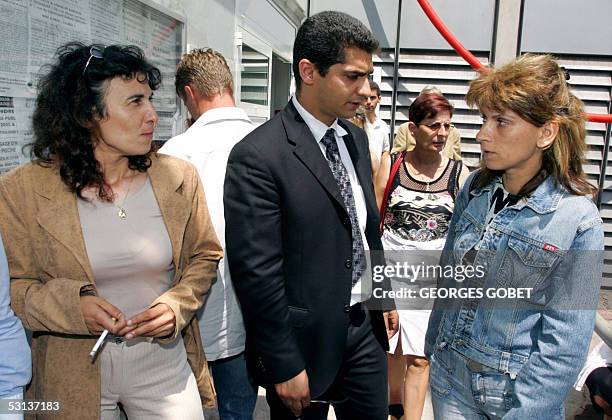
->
<box><xmin>404</xmin><ymin>154</ymin><xmax>448</xmax><ymax>194</ymax></box>
<box><xmin>406</xmin><ymin>159</ymin><xmax>438</xmax><ymax>188</ymax></box>
<box><xmin>112</xmin><ymin>176</ymin><xmax>134</xmax><ymax>220</ymax></box>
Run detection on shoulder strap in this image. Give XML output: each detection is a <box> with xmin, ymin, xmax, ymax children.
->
<box><xmin>379</xmin><ymin>151</ymin><xmax>405</xmax><ymax>234</ymax></box>
<box><xmin>447</xmin><ymin>159</ymin><xmax>463</xmax><ymax>202</ymax></box>
<box><xmin>468</xmin><ymin>169</ymin><xmax>483</xmax><ymax>202</ymax></box>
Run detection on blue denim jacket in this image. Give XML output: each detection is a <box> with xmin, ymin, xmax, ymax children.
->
<box><xmin>0</xmin><ymin>233</ymin><xmax>31</xmax><ymax>398</ymax></box>
<box><xmin>425</xmin><ymin>172</ymin><xmax>604</xmax><ymax>418</ymax></box>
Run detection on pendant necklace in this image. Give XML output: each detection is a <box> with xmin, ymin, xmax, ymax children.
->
<box><xmin>113</xmin><ymin>176</ymin><xmax>134</xmax><ymax>220</ymax></box>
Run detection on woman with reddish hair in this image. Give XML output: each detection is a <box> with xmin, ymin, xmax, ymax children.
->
<box><xmin>375</xmin><ymin>92</ymin><xmax>469</xmax><ymax>420</ymax></box>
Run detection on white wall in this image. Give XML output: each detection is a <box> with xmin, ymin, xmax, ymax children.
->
<box><xmin>147</xmin><ymin>0</ymin><xmax>238</xmax><ymax>68</ymax></box>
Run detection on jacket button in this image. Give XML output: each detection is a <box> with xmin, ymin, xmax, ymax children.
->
<box><xmin>344</xmin><ymin>304</ymin><xmax>351</xmax><ymax>313</ymax></box>
<box><xmin>344</xmin><ymin>259</ymin><xmax>352</xmax><ymax>269</ymax></box>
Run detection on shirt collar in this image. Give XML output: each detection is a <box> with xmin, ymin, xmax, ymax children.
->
<box><xmin>291</xmin><ymin>96</ymin><xmax>348</xmax><ymax>143</ymax></box>
<box><xmin>475</xmin><ymin>173</ymin><xmax>564</xmax><ymax>214</ymax></box>
<box><xmin>367</xmin><ymin>117</ymin><xmax>383</xmax><ymax>129</ymax></box>
<box><xmin>194</xmin><ymin>107</ymin><xmax>252</xmax><ymax>127</ymax></box>
<box><xmin>522</xmin><ymin>175</ymin><xmax>564</xmax><ymax>214</ymax></box>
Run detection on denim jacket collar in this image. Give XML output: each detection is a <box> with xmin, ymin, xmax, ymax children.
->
<box><xmin>470</xmin><ymin>173</ymin><xmax>565</xmax><ymax>215</ymax></box>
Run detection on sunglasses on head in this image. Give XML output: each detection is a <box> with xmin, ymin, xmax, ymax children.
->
<box><xmin>82</xmin><ymin>45</ymin><xmax>105</xmax><ymax>76</ymax></box>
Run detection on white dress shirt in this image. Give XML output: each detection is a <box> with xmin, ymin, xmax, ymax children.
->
<box><xmin>291</xmin><ymin>96</ymin><xmax>370</xmax><ymax>305</ymax></box>
<box><xmin>159</xmin><ymin>106</ymin><xmax>254</xmax><ymax>360</ymax></box>
<box><xmin>365</xmin><ymin>117</ymin><xmax>390</xmax><ymax>160</ymax></box>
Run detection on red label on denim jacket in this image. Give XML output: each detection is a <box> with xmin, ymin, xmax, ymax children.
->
<box><xmin>543</xmin><ymin>243</ymin><xmax>557</xmax><ymax>252</ymax></box>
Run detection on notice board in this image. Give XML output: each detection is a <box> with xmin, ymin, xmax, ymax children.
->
<box><xmin>0</xmin><ymin>0</ymin><xmax>184</xmax><ymax>174</ymax></box>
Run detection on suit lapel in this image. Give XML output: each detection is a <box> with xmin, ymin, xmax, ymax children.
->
<box><xmin>35</xmin><ymin>173</ymin><xmax>95</xmax><ymax>283</ymax></box>
<box><xmin>282</xmin><ymin>102</ymin><xmax>348</xmax><ymax>214</ymax></box>
<box><xmin>148</xmin><ymin>155</ymin><xmax>190</xmax><ymax>272</ymax></box>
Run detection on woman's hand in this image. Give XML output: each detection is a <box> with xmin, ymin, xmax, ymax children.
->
<box><xmin>80</xmin><ymin>295</ymin><xmax>126</xmax><ymax>335</ymax></box>
<box><xmin>119</xmin><ymin>303</ymin><xmax>176</xmax><ymax>339</ymax></box>
<box><xmin>384</xmin><ymin>309</ymin><xmax>399</xmax><ymax>339</ymax></box>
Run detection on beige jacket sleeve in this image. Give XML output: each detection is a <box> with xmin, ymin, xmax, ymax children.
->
<box><xmin>0</xmin><ymin>167</ymin><xmax>91</xmax><ymax>334</ymax></box>
<box><xmin>391</xmin><ymin>122</ymin><xmax>415</xmax><ymax>153</ymax></box>
<box><xmin>443</xmin><ymin>127</ymin><xmax>462</xmax><ymax>161</ymax></box>
<box><xmin>150</xmin><ymin>164</ymin><xmax>223</xmax><ymax>342</ymax></box>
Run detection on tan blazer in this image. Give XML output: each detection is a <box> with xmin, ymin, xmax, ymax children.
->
<box><xmin>0</xmin><ymin>153</ymin><xmax>223</xmax><ymax>419</ymax></box>
<box><xmin>391</xmin><ymin>121</ymin><xmax>462</xmax><ymax>160</ymax></box>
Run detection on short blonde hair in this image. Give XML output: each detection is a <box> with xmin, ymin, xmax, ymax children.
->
<box><xmin>175</xmin><ymin>48</ymin><xmax>233</xmax><ymax>99</ymax></box>
<box><xmin>466</xmin><ymin>54</ymin><xmax>595</xmax><ymax>196</ymax></box>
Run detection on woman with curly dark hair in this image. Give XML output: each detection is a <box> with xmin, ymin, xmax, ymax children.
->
<box><xmin>0</xmin><ymin>42</ymin><xmax>222</xmax><ymax>419</ymax></box>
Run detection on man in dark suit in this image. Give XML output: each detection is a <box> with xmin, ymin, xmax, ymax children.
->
<box><xmin>224</xmin><ymin>10</ymin><xmax>398</xmax><ymax>420</ymax></box>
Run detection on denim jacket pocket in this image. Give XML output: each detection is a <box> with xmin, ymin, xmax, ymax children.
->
<box><xmin>498</xmin><ymin>236</ymin><xmax>561</xmax><ymax>289</ymax></box>
<box><xmin>475</xmin><ymin>370</ymin><xmax>517</xmax><ymax>414</ymax></box>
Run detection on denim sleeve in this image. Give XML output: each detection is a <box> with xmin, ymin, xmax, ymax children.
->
<box><xmin>0</xmin><ymin>233</ymin><xmax>31</xmax><ymax>398</ymax></box>
<box><xmin>505</xmin><ymin>221</ymin><xmax>603</xmax><ymax>418</ymax></box>
<box><xmin>424</xmin><ymin>170</ymin><xmax>475</xmax><ymax>357</ymax></box>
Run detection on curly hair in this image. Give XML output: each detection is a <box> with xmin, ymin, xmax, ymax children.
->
<box><xmin>466</xmin><ymin>53</ymin><xmax>594</xmax><ymax>196</ymax></box>
<box><xmin>30</xmin><ymin>42</ymin><xmax>162</xmax><ymax>201</ymax></box>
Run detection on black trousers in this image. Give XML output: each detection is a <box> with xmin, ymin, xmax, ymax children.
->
<box><xmin>266</xmin><ymin>306</ymin><xmax>388</xmax><ymax>420</ymax></box>
<box><xmin>586</xmin><ymin>366</ymin><xmax>612</xmax><ymax>413</ymax></box>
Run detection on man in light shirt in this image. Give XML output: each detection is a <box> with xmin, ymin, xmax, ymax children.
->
<box><xmin>364</xmin><ymin>80</ymin><xmax>390</xmax><ymax>170</ymax></box>
<box><xmin>159</xmin><ymin>48</ymin><xmax>256</xmax><ymax>420</ymax></box>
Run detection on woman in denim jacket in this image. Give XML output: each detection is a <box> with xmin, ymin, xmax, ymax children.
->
<box><xmin>425</xmin><ymin>54</ymin><xmax>604</xmax><ymax>419</ymax></box>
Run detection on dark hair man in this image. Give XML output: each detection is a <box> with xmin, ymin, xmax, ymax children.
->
<box><xmin>225</xmin><ymin>11</ymin><xmax>398</xmax><ymax>420</ymax></box>
<box><xmin>364</xmin><ymin>80</ymin><xmax>391</xmax><ymax>173</ymax></box>
<box><xmin>159</xmin><ymin>48</ymin><xmax>257</xmax><ymax>420</ymax></box>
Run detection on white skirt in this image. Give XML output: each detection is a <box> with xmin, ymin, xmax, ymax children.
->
<box><xmin>388</xmin><ymin>309</ymin><xmax>432</xmax><ymax>357</ymax></box>
<box><xmin>382</xmin><ymin>226</ymin><xmax>441</xmax><ymax>358</ymax></box>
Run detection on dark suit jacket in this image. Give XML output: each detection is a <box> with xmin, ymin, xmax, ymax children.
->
<box><xmin>224</xmin><ymin>100</ymin><xmax>390</xmax><ymax>397</ymax></box>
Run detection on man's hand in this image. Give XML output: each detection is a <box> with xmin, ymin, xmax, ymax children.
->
<box><xmin>274</xmin><ymin>369</ymin><xmax>310</xmax><ymax>417</ymax></box>
<box><xmin>384</xmin><ymin>310</ymin><xmax>399</xmax><ymax>339</ymax></box>
<box><xmin>80</xmin><ymin>296</ymin><xmax>126</xmax><ymax>335</ymax></box>
<box><xmin>118</xmin><ymin>303</ymin><xmax>176</xmax><ymax>339</ymax></box>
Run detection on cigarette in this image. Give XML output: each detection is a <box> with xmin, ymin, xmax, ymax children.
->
<box><xmin>89</xmin><ymin>316</ymin><xmax>118</xmax><ymax>360</ymax></box>
<box><xmin>89</xmin><ymin>329</ymin><xmax>109</xmax><ymax>359</ymax></box>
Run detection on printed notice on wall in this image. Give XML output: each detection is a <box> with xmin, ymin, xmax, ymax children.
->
<box><xmin>90</xmin><ymin>0</ymin><xmax>123</xmax><ymax>45</ymax></box>
<box><xmin>0</xmin><ymin>96</ymin><xmax>34</xmax><ymax>175</ymax></box>
<box><xmin>0</xmin><ymin>0</ymin><xmax>183</xmax><ymax>173</ymax></box>
<box><xmin>29</xmin><ymin>0</ymin><xmax>91</xmax><ymax>86</ymax></box>
<box><xmin>0</xmin><ymin>0</ymin><xmax>29</xmax><ymax>97</ymax></box>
